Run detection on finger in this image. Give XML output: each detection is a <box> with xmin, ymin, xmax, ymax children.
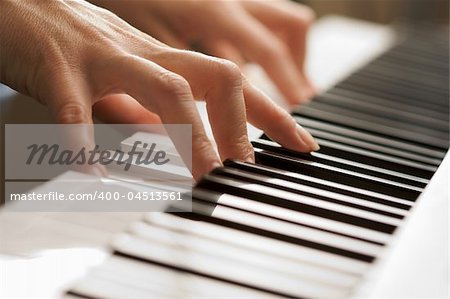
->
<box><xmin>280</xmin><ymin>5</ymin><xmax>317</xmax><ymax>97</ymax></box>
<box><xmin>93</xmin><ymin>94</ymin><xmax>162</xmax><ymax>125</ymax></box>
<box><xmin>243</xmin><ymin>77</ymin><xmax>319</xmax><ymax>152</ymax></box>
<box><xmin>137</xmin><ymin>17</ymin><xmax>188</xmax><ymax>50</ymax></box>
<box><xmin>243</xmin><ymin>1</ymin><xmax>317</xmax><ymax>98</ymax></box>
<box><xmin>90</xmin><ymin>54</ymin><xmax>220</xmax><ymax>180</ymax></box>
<box><xmin>218</xmin><ymin>7</ymin><xmax>311</xmax><ymax>104</ymax></box>
<box><xmin>153</xmin><ymin>50</ymin><xmax>254</xmax><ymax>163</ymax></box>
<box><xmin>45</xmin><ymin>76</ymin><xmax>107</xmax><ymax>176</ymax></box>
<box><xmin>203</xmin><ymin>39</ymin><xmax>246</xmax><ymax>67</ymax></box>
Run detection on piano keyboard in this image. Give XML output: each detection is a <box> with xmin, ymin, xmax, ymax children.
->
<box><xmin>65</xmin><ymin>26</ymin><xmax>449</xmax><ymax>299</ymax></box>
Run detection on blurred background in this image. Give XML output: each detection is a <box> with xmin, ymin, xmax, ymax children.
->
<box><xmin>300</xmin><ymin>0</ymin><xmax>449</xmax><ymax>24</ymax></box>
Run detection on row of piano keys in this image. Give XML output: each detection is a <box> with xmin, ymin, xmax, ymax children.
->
<box><xmin>64</xmin><ymin>25</ymin><xmax>449</xmax><ymax>299</ymax></box>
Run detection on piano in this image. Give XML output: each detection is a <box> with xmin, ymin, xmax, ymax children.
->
<box><xmin>0</xmin><ymin>16</ymin><xmax>448</xmax><ymax>299</ymax></box>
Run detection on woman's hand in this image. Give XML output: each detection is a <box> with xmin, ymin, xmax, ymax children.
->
<box><xmin>93</xmin><ymin>0</ymin><xmax>317</xmax><ymax>105</ymax></box>
<box><xmin>0</xmin><ymin>0</ymin><xmax>318</xmax><ymax>181</ymax></box>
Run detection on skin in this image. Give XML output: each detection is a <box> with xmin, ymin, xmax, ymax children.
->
<box><xmin>0</xmin><ymin>0</ymin><xmax>319</xmax><ymax>181</ymax></box>
<box><xmin>92</xmin><ymin>0</ymin><xmax>317</xmax><ymax>104</ymax></box>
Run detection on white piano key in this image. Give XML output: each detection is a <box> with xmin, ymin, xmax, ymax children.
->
<box><xmin>203</xmin><ymin>192</ymin><xmax>393</xmax><ymax>244</ymax></box>
<box><xmin>294</xmin><ymin>116</ymin><xmax>446</xmax><ymax>159</ymax></box>
<box><xmin>312</xmin><ymin>152</ymin><xmax>429</xmax><ymax>184</ymax></box>
<box><xmin>295</xmin><ymin>106</ymin><xmax>448</xmax><ymax>148</ymax></box>
<box><xmin>129</xmin><ymin>221</ymin><xmax>359</xmax><ymax>288</ymax></box>
<box><xmin>61</xmin><ymin>295</ymin><xmax>84</xmax><ymax>299</ymax></box>
<box><xmin>105</xmin><ymin>170</ymin><xmax>191</xmax><ymax>192</ymax></box>
<box><xmin>255</xmin><ymin>138</ymin><xmax>429</xmax><ymax>184</ymax></box>
<box><xmin>321</xmin><ymin>91</ymin><xmax>449</xmax><ymax>129</ymax></box>
<box><xmin>308</xmin><ymin>100</ymin><xmax>448</xmax><ymax>141</ymax></box>
<box><xmin>121</xmin><ymin>131</ymin><xmax>177</xmax><ymax>153</ymax></box>
<box><xmin>105</xmin><ymin>150</ymin><xmax>193</xmax><ymax>183</ymax></box>
<box><xmin>230</xmin><ymin>182</ymin><xmax>402</xmax><ymax>227</ymax></box>
<box><xmin>193</xmin><ymin>201</ymin><xmax>383</xmax><ymax>257</ymax></box>
<box><xmin>145</xmin><ymin>213</ymin><xmax>370</xmax><ymax>275</ymax></box>
<box><xmin>224</xmin><ymin>170</ymin><xmax>409</xmax><ymax>217</ymax></box>
<box><xmin>254</xmin><ymin>148</ymin><xmax>424</xmax><ymax>193</ymax></box>
<box><xmin>121</xmin><ymin>132</ymin><xmax>186</xmax><ymax>167</ymax></box>
<box><xmin>79</xmin><ymin>255</ymin><xmax>282</xmax><ymax>299</ymax></box>
<box><xmin>227</xmin><ymin>161</ymin><xmax>415</xmax><ymax>208</ymax></box>
<box><xmin>271</xmin><ymin>180</ymin><xmax>407</xmax><ymax>217</ymax></box>
<box><xmin>112</xmin><ymin>233</ymin><xmax>351</xmax><ymax>299</ymax></box>
<box><xmin>70</xmin><ymin>272</ymin><xmax>176</xmax><ymax>299</ymax></box>
<box><xmin>330</xmin><ymin>87</ymin><xmax>448</xmax><ymax>119</ymax></box>
<box><xmin>310</xmin><ymin>134</ymin><xmax>439</xmax><ymax>170</ymax></box>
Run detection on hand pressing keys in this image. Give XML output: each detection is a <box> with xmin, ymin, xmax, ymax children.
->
<box><xmin>0</xmin><ymin>0</ymin><xmax>319</xmax><ymax>181</ymax></box>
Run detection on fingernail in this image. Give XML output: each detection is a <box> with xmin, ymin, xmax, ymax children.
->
<box><xmin>245</xmin><ymin>155</ymin><xmax>255</xmax><ymax>164</ymax></box>
<box><xmin>296</xmin><ymin>124</ymin><xmax>320</xmax><ymax>151</ymax></box>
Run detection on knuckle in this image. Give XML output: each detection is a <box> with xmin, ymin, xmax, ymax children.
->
<box><xmin>55</xmin><ymin>102</ymin><xmax>91</xmax><ymax>124</ymax></box>
<box><xmin>157</xmin><ymin>71</ymin><xmax>192</xmax><ymax>100</ymax></box>
<box><xmin>302</xmin><ymin>6</ymin><xmax>317</xmax><ymax>23</ymax></box>
<box><xmin>292</xmin><ymin>6</ymin><xmax>316</xmax><ymax>27</ymax></box>
<box><xmin>210</xmin><ymin>58</ymin><xmax>242</xmax><ymax>85</ymax></box>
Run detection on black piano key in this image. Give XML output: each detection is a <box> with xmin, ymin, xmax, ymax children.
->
<box><xmin>211</xmin><ymin>167</ymin><xmax>405</xmax><ymax>220</ymax></box>
<box><xmin>293</xmin><ymin>106</ymin><xmax>449</xmax><ymax>150</ymax></box>
<box><xmin>252</xmin><ymin>145</ymin><xmax>424</xmax><ymax>192</ymax></box>
<box><xmin>305</xmin><ymin>100</ymin><xmax>449</xmax><ymax>139</ymax></box>
<box><xmin>378</xmin><ymin>57</ymin><xmax>448</xmax><ymax>79</ymax></box>
<box><xmin>252</xmin><ymin>139</ymin><xmax>428</xmax><ymax>188</ymax></box>
<box><xmin>369</xmin><ymin>57</ymin><xmax>448</xmax><ymax>84</ymax></box>
<box><xmin>387</xmin><ymin>41</ymin><xmax>449</xmax><ymax>65</ymax></box>
<box><xmin>337</xmin><ymin>76</ymin><xmax>449</xmax><ymax>108</ymax></box>
<box><xmin>145</xmin><ymin>213</ymin><xmax>371</xmax><ymax>277</ymax></box>
<box><xmin>338</xmin><ymin>66</ymin><xmax>448</xmax><ymax>101</ymax></box>
<box><xmin>175</xmin><ymin>211</ymin><xmax>376</xmax><ymax>265</ymax></box>
<box><xmin>196</xmin><ymin>175</ymin><xmax>399</xmax><ymax>234</ymax></box>
<box><xmin>350</xmin><ymin>59</ymin><xmax>448</xmax><ymax>95</ymax></box>
<box><xmin>315</xmin><ymin>93</ymin><xmax>449</xmax><ymax>132</ymax></box>
<box><xmin>335</xmin><ymin>80</ymin><xmax>449</xmax><ymax>110</ymax></box>
<box><xmin>223</xmin><ymin>160</ymin><xmax>413</xmax><ymax>211</ymax></box>
<box><xmin>350</xmin><ymin>61</ymin><xmax>448</xmax><ymax>92</ymax></box>
<box><xmin>294</xmin><ymin>116</ymin><xmax>446</xmax><ymax>161</ymax></box>
<box><xmin>191</xmin><ymin>185</ymin><xmax>390</xmax><ymax>245</ymax></box>
<box><xmin>329</xmin><ymin>85</ymin><xmax>445</xmax><ymax>114</ymax></box>
<box><xmin>112</xmin><ymin>240</ymin><xmax>306</xmax><ymax>299</ymax></box>
<box><xmin>379</xmin><ymin>46</ymin><xmax>449</xmax><ymax>71</ymax></box>
<box><xmin>396</xmin><ymin>34</ymin><xmax>449</xmax><ymax>58</ymax></box>
<box><xmin>262</xmin><ymin>129</ymin><xmax>438</xmax><ymax>172</ymax></box>
<box><xmin>187</xmin><ymin>192</ymin><xmax>378</xmax><ymax>263</ymax></box>
<box><xmin>330</xmin><ymin>87</ymin><xmax>449</xmax><ymax>122</ymax></box>
<box><xmin>253</xmin><ymin>150</ymin><xmax>421</xmax><ymax>201</ymax></box>
<box><xmin>64</xmin><ymin>293</ymin><xmax>90</xmax><ymax>299</ymax></box>
<box><xmin>303</xmin><ymin>131</ymin><xmax>441</xmax><ymax>172</ymax></box>
<box><xmin>351</xmin><ymin>70</ymin><xmax>449</xmax><ymax>98</ymax></box>
<box><xmin>310</xmin><ymin>138</ymin><xmax>435</xmax><ymax>178</ymax></box>
<box><xmin>124</xmin><ymin>221</ymin><xmax>359</xmax><ymax>297</ymax></box>
<box><xmin>384</xmin><ymin>47</ymin><xmax>449</xmax><ymax>65</ymax></box>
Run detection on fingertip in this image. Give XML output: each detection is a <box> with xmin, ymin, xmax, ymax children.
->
<box><xmin>90</xmin><ymin>165</ymin><xmax>108</xmax><ymax>177</ymax></box>
<box><xmin>295</xmin><ymin>124</ymin><xmax>319</xmax><ymax>152</ymax></box>
<box><xmin>244</xmin><ymin>149</ymin><xmax>255</xmax><ymax>164</ymax></box>
<box><xmin>210</xmin><ymin>161</ymin><xmax>223</xmax><ymax>171</ymax></box>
